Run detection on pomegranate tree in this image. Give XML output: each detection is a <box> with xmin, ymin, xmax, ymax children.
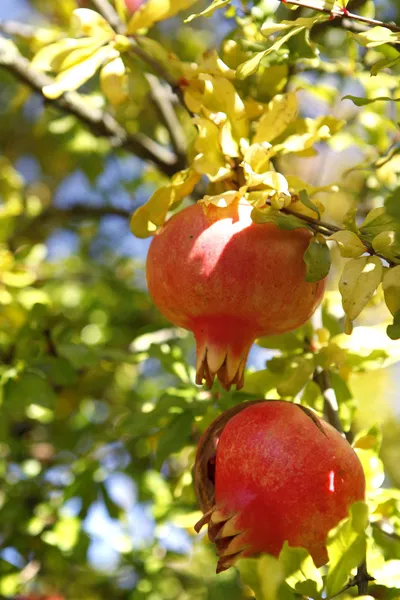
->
<box><xmin>146</xmin><ymin>199</ymin><xmax>326</xmax><ymax>390</ymax></box>
<box><xmin>194</xmin><ymin>400</ymin><xmax>365</xmax><ymax>573</ymax></box>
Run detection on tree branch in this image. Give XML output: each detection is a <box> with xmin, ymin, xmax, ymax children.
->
<box><xmin>0</xmin><ymin>19</ymin><xmax>36</xmax><ymax>38</ymax></box>
<box><xmin>279</xmin><ymin>0</ymin><xmax>400</xmax><ymax>32</ymax></box>
<box><xmin>279</xmin><ymin>204</ymin><xmax>396</xmax><ymax>267</ymax></box>
<box><xmin>0</xmin><ymin>38</ymin><xmax>179</xmax><ymax>177</ymax></box>
<box><xmin>146</xmin><ymin>73</ymin><xmax>188</xmax><ymax>166</ymax></box>
<box><xmin>91</xmin><ymin>0</ymin><xmax>124</xmax><ymax>33</ymax></box>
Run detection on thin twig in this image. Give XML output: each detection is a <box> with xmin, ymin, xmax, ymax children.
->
<box><xmin>279</xmin><ymin>0</ymin><xmax>400</xmax><ymax>33</ymax></box>
<box><xmin>91</xmin><ymin>0</ymin><xmax>124</xmax><ymax>33</ymax></box>
<box><xmin>0</xmin><ymin>38</ymin><xmax>179</xmax><ymax>176</ymax></box>
<box><xmin>146</xmin><ymin>73</ymin><xmax>188</xmax><ymax>167</ymax></box>
<box><xmin>130</xmin><ymin>39</ymin><xmax>191</xmax><ymax>114</ymax></box>
<box><xmin>279</xmin><ymin>205</ymin><xmax>396</xmax><ymax>267</ymax></box>
<box><xmin>0</xmin><ymin>19</ymin><xmax>36</xmax><ymax>38</ymax></box>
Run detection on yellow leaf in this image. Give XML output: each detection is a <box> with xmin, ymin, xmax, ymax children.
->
<box><xmin>100</xmin><ymin>57</ymin><xmax>129</xmax><ymax>105</ymax></box>
<box><xmin>31</xmin><ymin>37</ymin><xmax>99</xmax><ymax>72</ymax></box>
<box><xmin>372</xmin><ymin>231</ymin><xmax>400</xmax><ymax>263</ymax></box>
<box><xmin>200</xmin><ymin>190</ymin><xmax>240</xmax><ymax>208</ymax></box>
<box><xmin>253</xmin><ymin>92</ymin><xmax>298</xmax><ymax>144</ymax></box>
<box><xmin>193</xmin><ymin>117</ymin><xmax>232</xmax><ymax>181</ymax></box>
<box><xmin>130</xmin><ymin>169</ymin><xmax>200</xmax><ymax>238</ymax></box>
<box><xmin>329</xmin><ymin>231</ymin><xmax>367</xmax><ymax>258</ymax></box>
<box><xmin>242</xmin><ymin>143</ymin><xmax>274</xmax><ymax>186</ymax></box>
<box><xmin>382</xmin><ymin>266</ymin><xmax>400</xmax><ymax>316</ymax></box>
<box><xmin>72</xmin><ymin>8</ymin><xmax>114</xmax><ymax>37</ymax></box>
<box><xmin>43</xmin><ymin>45</ymin><xmax>119</xmax><ymax>99</ymax></box>
<box><xmin>339</xmin><ymin>256</ymin><xmax>384</xmax><ymax>328</ymax></box>
<box><xmin>127</xmin><ymin>0</ymin><xmax>198</xmax><ymax>33</ymax></box>
<box><xmin>185</xmin><ymin>0</ymin><xmax>231</xmax><ymax>23</ymax></box>
<box><xmin>274</xmin><ymin>116</ymin><xmax>345</xmax><ymax>154</ymax></box>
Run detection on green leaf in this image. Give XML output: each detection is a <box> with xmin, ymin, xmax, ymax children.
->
<box><xmin>372</xmin><ymin>231</ymin><xmax>400</xmax><ymax>263</ymax></box>
<box><xmin>237</xmin><ymin>555</ymin><xmax>288</xmax><ymax>600</ymax></box>
<box><xmin>276</xmin><ymin>356</ymin><xmax>315</xmax><ymax>398</ymax></box>
<box><xmin>385</xmin><ymin>187</ymin><xmax>400</xmax><ymax>223</ymax></box>
<box><xmin>155</xmin><ymin>412</ymin><xmax>193</xmax><ymax>468</ymax></box>
<box><xmin>342</xmin><ymin>94</ymin><xmax>400</xmax><ymax>106</ymax></box>
<box><xmin>251</xmin><ymin>207</ymin><xmax>312</xmax><ymax>231</ymax></box>
<box><xmin>303</xmin><ymin>237</ymin><xmax>331</xmax><ymax>283</ymax></box>
<box><xmin>279</xmin><ymin>543</ymin><xmax>323</xmax><ymax>598</ymax></box>
<box><xmin>387</xmin><ymin>310</ymin><xmax>400</xmax><ymax>340</ymax></box>
<box><xmin>349</xmin><ymin>26</ymin><xmax>400</xmax><ymax>48</ymax></box>
<box><xmin>185</xmin><ymin>0</ymin><xmax>231</xmax><ymax>22</ymax></box>
<box><xmin>4</xmin><ymin>370</ymin><xmax>56</xmax><ymax>419</ymax></box>
<box><xmin>325</xmin><ymin>502</ymin><xmax>369</xmax><ymax>597</ymax></box>
<box><xmin>383</xmin><ymin>266</ymin><xmax>400</xmax><ymax>316</ymax></box>
<box><xmin>299</xmin><ymin>189</ymin><xmax>320</xmax><ymax>219</ymax></box>
<box><xmin>236</xmin><ymin>27</ymin><xmax>305</xmax><ymax>79</ymax></box>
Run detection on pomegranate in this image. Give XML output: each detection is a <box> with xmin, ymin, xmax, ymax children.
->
<box><xmin>146</xmin><ymin>199</ymin><xmax>326</xmax><ymax>390</ymax></box>
<box><xmin>194</xmin><ymin>400</ymin><xmax>365</xmax><ymax>573</ymax></box>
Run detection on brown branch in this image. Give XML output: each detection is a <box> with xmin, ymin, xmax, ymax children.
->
<box><xmin>0</xmin><ymin>19</ymin><xmax>36</xmax><ymax>38</ymax></box>
<box><xmin>279</xmin><ymin>0</ymin><xmax>400</xmax><ymax>33</ymax></box>
<box><xmin>91</xmin><ymin>0</ymin><xmax>124</xmax><ymax>33</ymax></box>
<box><xmin>280</xmin><ymin>205</ymin><xmax>396</xmax><ymax>267</ymax></box>
<box><xmin>0</xmin><ymin>38</ymin><xmax>179</xmax><ymax>177</ymax></box>
<box><xmin>146</xmin><ymin>73</ymin><xmax>188</xmax><ymax>166</ymax></box>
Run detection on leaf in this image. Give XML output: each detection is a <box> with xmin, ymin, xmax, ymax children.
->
<box><xmin>371</xmin><ymin>55</ymin><xmax>400</xmax><ymax>75</ymax></box>
<box><xmin>72</xmin><ymin>8</ymin><xmax>114</xmax><ymax>37</ymax></box>
<box><xmin>242</xmin><ymin>143</ymin><xmax>273</xmax><ymax>178</ymax></box>
<box><xmin>342</xmin><ymin>94</ymin><xmax>400</xmax><ymax>106</ymax></box>
<box><xmin>100</xmin><ymin>57</ymin><xmax>129</xmax><ymax>105</ymax></box>
<box><xmin>31</xmin><ymin>37</ymin><xmax>103</xmax><ymax>72</ymax></box>
<box><xmin>279</xmin><ymin>543</ymin><xmax>323</xmax><ymax>597</ymax></box>
<box><xmin>325</xmin><ymin>502</ymin><xmax>369</xmax><ymax>597</ymax></box>
<box><xmin>303</xmin><ymin>237</ymin><xmax>331</xmax><ymax>283</ymax></box>
<box><xmin>251</xmin><ymin>207</ymin><xmax>312</xmax><ymax>231</ymax></box>
<box><xmin>350</xmin><ymin>26</ymin><xmax>400</xmax><ymax>48</ymax></box>
<box><xmin>237</xmin><ymin>555</ymin><xmax>287</xmax><ymax>600</ymax></box>
<box><xmin>385</xmin><ymin>187</ymin><xmax>400</xmax><ymax>223</ymax></box>
<box><xmin>192</xmin><ymin>118</ymin><xmax>232</xmax><ymax>181</ymax></box>
<box><xmin>130</xmin><ymin>169</ymin><xmax>200</xmax><ymax>237</ymax></box>
<box><xmin>275</xmin><ymin>116</ymin><xmax>345</xmax><ymax>154</ymax></box>
<box><xmin>383</xmin><ymin>266</ymin><xmax>400</xmax><ymax>316</ymax></box>
<box><xmin>387</xmin><ymin>310</ymin><xmax>400</xmax><ymax>340</ymax></box>
<box><xmin>155</xmin><ymin>412</ymin><xmax>193</xmax><ymax>468</ymax></box>
<box><xmin>253</xmin><ymin>92</ymin><xmax>298</xmax><ymax>144</ymax></box>
<box><xmin>339</xmin><ymin>256</ymin><xmax>384</xmax><ymax>329</ymax></box>
<box><xmin>185</xmin><ymin>0</ymin><xmax>231</xmax><ymax>22</ymax></box>
<box><xmin>372</xmin><ymin>231</ymin><xmax>400</xmax><ymax>263</ymax></box>
<box><xmin>276</xmin><ymin>355</ymin><xmax>315</xmax><ymax>397</ymax></box>
<box><xmin>299</xmin><ymin>189</ymin><xmax>321</xmax><ymax>219</ymax></box>
<box><xmin>329</xmin><ymin>230</ymin><xmax>367</xmax><ymax>258</ymax></box>
<box><xmin>200</xmin><ymin>190</ymin><xmax>240</xmax><ymax>208</ymax></box>
<box><xmin>127</xmin><ymin>0</ymin><xmax>199</xmax><ymax>33</ymax></box>
<box><xmin>359</xmin><ymin>207</ymin><xmax>399</xmax><ymax>242</ymax></box>
<box><xmin>236</xmin><ymin>27</ymin><xmax>305</xmax><ymax>79</ymax></box>
<box><xmin>43</xmin><ymin>45</ymin><xmax>119</xmax><ymax>99</ymax></box>
<box><xmin>4</xmin><ymin>371</ymin><xmax>56</xmax><ymax>419</ymax></box>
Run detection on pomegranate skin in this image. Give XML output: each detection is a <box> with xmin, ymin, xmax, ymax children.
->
<box><xmin>146</xmin><ymin>200</ymin><xmax>326</xmax><ymax>389</ymax></box>
<box><xmin>197</xmin><ymin>401</ymin><xmax>365</xmax><ymax>572</ymax></box>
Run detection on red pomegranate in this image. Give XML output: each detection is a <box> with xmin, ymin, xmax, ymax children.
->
<box><xmin>146</xmin><ymin>199</ymin><xmax>326</xmax><ymax>390</ymax></box>
<box><xmin>194</xmin><ymin>401</ymin><xmax>365</xmax><ymax>572</ymax></box>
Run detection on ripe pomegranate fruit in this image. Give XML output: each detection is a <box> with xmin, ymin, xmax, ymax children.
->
<box><xmin>194</xmin><ymin>400</ymin><xmax>365</xmax><ymax>573</ymax></box>
<box><xmin>146</xmin><ymin>199</ymin><xmax>326</xmax><ymax>390</ymax></box>
<box><xmin>124</xmin><ymin>0</ymin><xmax>144</xmax><ymax>12</ymax></box>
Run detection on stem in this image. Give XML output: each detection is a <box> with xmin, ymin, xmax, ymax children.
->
<box><xmin>279</xmin><ymin>205</ymin><xmax>396</xmax><ymax>267</ymax></box>
<box><xmin>91</xmin><ymin>0</ymin><xmax>124</xmax><ymax>33</ymax></box>
<box><xmin>0</xmin><ymin>39</ymin><xmax>179</xmax><ymax>176</ymax></box>
<box><xmin>279</xmin><ymin>0</ymin><xmax>400</xmax><ymax>33</ymax></box>
<box><xmin>145</xmin><ymin>73</ymin><xmax>188</xmax><ymax>168</ymax></box>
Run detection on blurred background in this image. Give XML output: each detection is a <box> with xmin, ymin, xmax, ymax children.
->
<box><xmin>0</xmin><ymin>0</ymin><xmax>400</xmax><ymax>598</ymax></box>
